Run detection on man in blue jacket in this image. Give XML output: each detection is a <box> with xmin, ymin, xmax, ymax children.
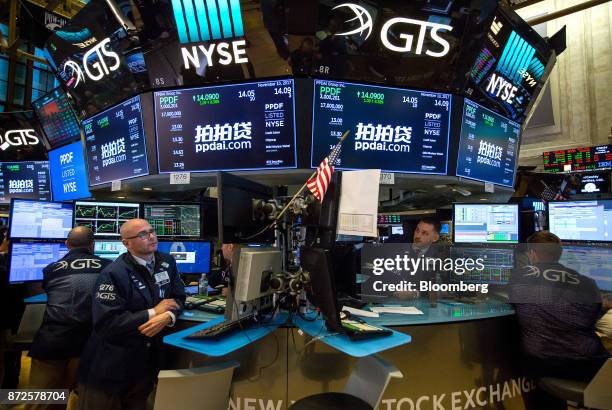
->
<box><xmin>77</xmin><ymin>219</ymin><xmax>185</xmax><ymax>410</ymax></box>
<box><xmin>28</xmin><ymin>226</ymin><xmax>110</xmax><ymax>410</ymax></box>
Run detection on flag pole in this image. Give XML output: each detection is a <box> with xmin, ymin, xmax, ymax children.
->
<box><xmin>241</xmin><ymin>130</ymin><xmax>350</xmax><ymax>240</ymax></box>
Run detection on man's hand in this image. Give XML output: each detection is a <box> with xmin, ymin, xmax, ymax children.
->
<box><xmin>153</xmin><ymin>299</ymin><xmax>179</xmax><ymax>316</ymax></box>
<box><xmin>138</xmin><ymin>313</ymin><xmax>172</xmax><ymax>337</ymax></box>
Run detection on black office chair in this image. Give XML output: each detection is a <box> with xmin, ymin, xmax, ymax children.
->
<box><xmin>537</xmin><ymin>358</ymin><xmax>612</xmax><ymax>409</ymax></box>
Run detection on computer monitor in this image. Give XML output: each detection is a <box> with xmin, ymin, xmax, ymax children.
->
<box><xmin>233</xmin><ymin>247</ymin><xmax>280</xmax><ymax>303</ymax></box>
<box><xmin>450</xmin><ymin>247</ymin><xmax>515</xmax><ymax>284</ymax></box>
<box><xmin>559</xmin><ymin>245</ymin><xmax>612</xmax><ymax>292</ymax></box>
<box><xmin>301</xmin><ymin>247</ymin><xmax>342</xmax><ymax>332</ymax></box>
<box><xmin>217</xmin><ymin>172</ymin><xmax>274</xmax><ymax>244</ymax></box>
<box><xmin>548</xmin><ymin>200</ymin><xmax>612</xmax><ymax>242</ymax></box>
<box><xmin>391</xmin><ymin>226</ymin><xmax>404</xmax><ymax>236</ymax></box>
<box><xmin>453</xmin><ymin>204</ymin><xmax>519</xmax><ymax>244</ymax></box>
<box><xmin>74</xmin><ymin>201</ymin><xmax>140</xmax><ymax>237</ymax></box>
<box><xmin>94</xmin><ymin>240</ymin><xmax>127</xmax><ymax>261</ymax></box>
<box><xmin>143</xmin><ymin>203</ymin><xmax>201</xmax><ymax>238</ymax></box>
<box><xmin>157</xmin><ymin>241</ymin><xmax>211</xmax><ymax>274</ymax></box>
<box><xmin>9</xmin><ymin>199</ymin><xmax>74</xmax><ymax>239</ymax></box>
<box><xmin>9</xmin><ymin>242</ymin><xmax>69</xmax><ymax>282</ymax></box>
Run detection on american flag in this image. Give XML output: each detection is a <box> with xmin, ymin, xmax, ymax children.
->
<box><xmin>307</xmin><ymin>132</ymin><xmax>348</xmax><ymax>203</ymax></box>
<box><xmin>540</xmin><ymin>181</ymin><xmax>565</xmax><ymax>202</ymax></box>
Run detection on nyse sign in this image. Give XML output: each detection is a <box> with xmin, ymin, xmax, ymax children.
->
<box><xmin>334</xmin><ymin>3</ymin><xmax>453</xmax><ymax>57</ymax></box>
<box><xmin>62</xmin><ymin>37</ymin><xmax>120</xmax><ymax>87</ymax></box>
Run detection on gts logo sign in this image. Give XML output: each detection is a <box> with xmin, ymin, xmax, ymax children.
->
<box><xmin>0</xmin><ymin>129</ymin><xmax>40</xmax><ymax>151</ymax></box>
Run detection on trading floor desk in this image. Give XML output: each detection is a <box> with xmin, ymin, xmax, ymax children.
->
<box><xmin>168</xmin><ymin>300</ymin><xmax>535</xmax><ymax>410</ymax></box>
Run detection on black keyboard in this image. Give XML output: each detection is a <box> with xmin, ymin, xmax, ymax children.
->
<box><xmin>185</xmin><ymin>314</ymin><xmax>256</xmax><ymax>339</ymax></box>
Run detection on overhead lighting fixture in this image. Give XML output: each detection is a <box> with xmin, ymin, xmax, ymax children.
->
<box><xmin>143</xmin><ymin>187</ymin><xmax>153</xmax><ymax>191</ymax></box>
<box><xmin>116</xmin><ymin>196</ymin><xmax>126</xmax><ymax>199</ymax></box>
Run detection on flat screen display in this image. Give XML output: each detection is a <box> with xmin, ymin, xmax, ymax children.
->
<box><xmin>560</xmin><ymin>246</ymin><xmax>612</xmax><ymax>292</ymax></box>
<box><xmin>311</xmin><ymin>80</ymin><xmax>451</xmax><ymax>174</ymax></box>
<box><xmin>0</xmin><ymin>111</ymin><xmax>47</xmax><ymax>161</ymax></box>
<box><xmin>543</xmin><ymin>145</ymin><xmax>612</xmax><ymax>173</ymax></box>
<box><xmin>154</xmin><ymin>79</ymin><xmax>297</xmax><ymax>172</ymax></box>
<box><xmin>455</xmin><ymin>98</ymin><xmax>521</xmax><ymax>187</ymax></box>
<box><xmin>548</xmin><ymin>200</ymin><xmax>612</xmax><ymax>242</ymax></box>
<box><xmin>32</xmin><ymin>88</ymin><xmax>81</xmax><ymax>147</ymax></box>
<box><xmin>94</xmin><ymin>240</ymin><xmax>127</xmax><ymax>261</ymax></box>
<box><xmin>0</xmin><ymin>161</ymin><xmax>51</xmax><ymax>203</ymax></box>
<box><xmin>10</xmin><ymin>199</ymin><xmax>73</xmax><ymax>239</ymax></box>
<box><xmin>465</xmin><ymin>5</ymin><xmax>553</xmax><ymax>121</ymax></box>
<box><xmin>9</xmin><ymin>242</ymin><xmax>69</xmax><ymax>282</ymax></box>
<box><xmin>143</xmin><ymin>203</ymin><xmax>200</xmax><ymax>238</ymax></box>
<box><xmin>82</xmin><ymin>95</ymin><xmax>149</xmax><ymax>186</ymax></box>
<box><xmin>579</xmin><ymin>172</ymin><xmax>610</xmax><ymax>194</ymax></box>
<box><xmin>48</xmin><ymin>141</ymin><xmax>92</xmax><ymax>201</ymax></box>
<box><xmin>454</xmin><ymin>204</ymin><xmax>519</xmax><ymax>243</ymax></box>
<box><xmin>157</xmin><ymin>241</ymin><xmax>211</xmax><ymax>274</ymax></box>
<box><xmin>74</xmin><ymin>201</ymin><xmax>140</xmax><ymax>237</ymax></box>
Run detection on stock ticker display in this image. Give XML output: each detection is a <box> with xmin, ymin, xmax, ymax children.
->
<box><xmin>311</xmin><ymin>80</ymin><xmax>451</xmax><ymax>174</ymax></box>
<box><xmin>455</xmin><ymin>99</ymin><xmax>521</xmax><ymax>187</ymax></box>
<box><xmin>74</xmin><ymin>201</ymin><xmax>140</xmax><ymax>236</ymax></box>
<box><xmin>32</xmin><ymin>88</ymin><xmax>81</xmax><ymax>147</ymax></box>
<box><xmin>154</xmin><ymin>79</ymin><xmax>297</xmax><ymax>172</ymax></box>
<box><xmin>143</xmin><ymin>204</ymin><xmax>201</xmax><ymax>237</ymax></box>
<box><xmin>82</xmin><ymin>95</ymin><xmax>149</xmax><ymax>186</ymax></box>
<box><xmin>543</xmin><ymin>144</ymin><xmax>612</xmax><ymax>173</ymax></box>
<box><xmin>0</xmin><ymin>161</ymin><xmax>51</xmax><ymax>203</ymax></box>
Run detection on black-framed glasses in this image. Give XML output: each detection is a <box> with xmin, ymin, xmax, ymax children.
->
<box><xmin>124</xmin><ymin>228</ymin><xmax>156</xmax><ymax>240</ymax></box>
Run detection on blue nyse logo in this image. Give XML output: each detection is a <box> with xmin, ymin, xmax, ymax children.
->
<box><xmin>172</xmin><ymin>0</ymin><xmax>248</xmax><ymax>68</ymax></box>
<box><xmin>171</xmin><ymin>0</ymin><xmax>244</xmax><ymax>43</ymax></box>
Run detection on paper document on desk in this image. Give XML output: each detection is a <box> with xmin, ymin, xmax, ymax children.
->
<box><xmin>370</xmin><ymin>306</ymin><xmax>424</xmax><ymax>315</ymax></box>
<box><xmin>337</xmin><ymin>169</ymin><xmax>380</xmax><ymax>238</ymax></box>
<box><xmin>342</xmin><ymin>306</ymin><xmax>380</xmax><ymax>318</ymax></box>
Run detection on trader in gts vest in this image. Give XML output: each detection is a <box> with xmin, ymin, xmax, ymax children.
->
<box><xmin>509</xmin><ymin>231</ymin><xmax>610</xmax><ymax>410</ymax></box>
<box><xmin>27</xmin><ymin>226</ymin><xmax>110</xmax><ymax>410</ymax></box>
<box><xmin>77</xmin><ymin>219</ymin><xmax>185</xmax><ymax>410</ymax></box>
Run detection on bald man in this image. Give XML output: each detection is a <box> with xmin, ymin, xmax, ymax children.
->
<box><xmin>77</xmin><ymin>219</ymin><xmax>185</xmax><ymax>410</ymax></box>
<box><xmin>28</xmin><ymin>226</ymin><xmax>110</xmax><ymax>410</ymax></box>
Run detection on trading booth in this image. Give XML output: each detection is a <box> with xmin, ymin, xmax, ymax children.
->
<box><xmin>2</xmin><ymin>0</ymin><xmax>611</xmax><ymax>409</ymax></box>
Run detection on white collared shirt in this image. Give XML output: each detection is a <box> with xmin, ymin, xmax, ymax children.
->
<box><xmin>131</xmin><ymin>253</ymin><xmax>175</xmax><ymax>326</ymax></box>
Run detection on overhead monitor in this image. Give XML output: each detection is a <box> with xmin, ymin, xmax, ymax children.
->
<box><xmin>579</xmin><ymin>172</ymin><xmax>610</xmax><ymax>194</ymax></box>
<box><xmin>32</xmin><ymin>87</ymin><xmax>81</xmax><ymax>148</ymax></box>
<box><xmin>548</xmin><ymin>200</ymin><xmax>612</xmax><ymax>242</ymax></box>
<box><xmin>74</xmin><ymin>201</ymin><xmax>140</xmax><ymax>237</ymax></box>
<box><xmin>48</xmin><ymin>141</ymin><xmax>92</xmax><ymax>201</ymax></box>
<box><xmin>82</xmin><ymin>95</ymin><xmax>149</xmax><ymax>186</ymax></box>
<box><xmin>9</xmin><ymin>199</ymin><xmax>73</xmax><ymax>239</ymax></box>
<box><xmin>0</xmin><ymin>111</ymin><xmax>47</xmax><ymax>162</ymax></box>
<box><xmin>157</xmin><ymin>241</ymin><xmax>211</xmax><ymax>274</ymax></box>
<box><xmin>0</xmin><ymin>161</ymin><xmax>51</xmax><ymax>203</ymax></box>
<box><xmin>454</xmin><ymin>203</ymin><xmax>519</xmax><ymax>243</ymax></box>
<box><xmin>94</xmin><ymin>240</ymin><xmax>127</xmax><ymax>261</ymax></box>
<box><xmin>560</xmin><ymin>246</ymin><xmax>612</xmax><ymax>292</ymax></box>
<box><xmin>455</xmin><ymin>98</ymin><xmax>521</xmax><ymax>187</ymax></box>
<box><xmin>9</xmin><ymin>242</ymin><xmax>69</xmax><ymax>282</ymax></box>
<box><xmin>465</xmin><ymin>4</ymin><xmax>554</xmax><ymax>121</ymax></box>
<box><xmin>143</xmin><ymin>203</ymin><xmax>200</xmax><ymax>238</ymax></box>
<box><xmin>42</xmin><ymin>0</ymin><xmax>151</xmax><ymax>117</ymax></box>
<box><xmin>311</xmin><ymin>80</ymin><xmax>451</xmax><ymax>174</ymax></box>
<box><xmin>543</xmin><ymin>144</ymin><xmax>612</xmax><ymax>173</ymax></box>
<box><xmin>154</xmin><ymin>79</ymin><xmax>297</xmax><ymax>173</ymax></box>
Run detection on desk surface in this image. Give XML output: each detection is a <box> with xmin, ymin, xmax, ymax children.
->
<box><xmin>179</xmin><ymin>298</ymin><xmax>514</xmax><ymax>326</ymax></box>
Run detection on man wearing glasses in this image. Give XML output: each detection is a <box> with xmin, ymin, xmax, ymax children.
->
<box><xmin>77</xmin><ymin>219</ymin><xmax>185</xmax><ymax>410</ymax></box>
